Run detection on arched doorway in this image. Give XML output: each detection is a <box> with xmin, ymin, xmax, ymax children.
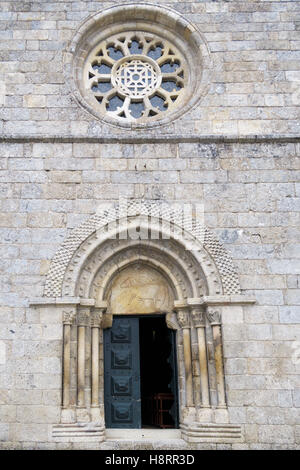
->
<box><xmin>32</xmin><ymin>201</ymin><xmax>254</xmax><ymax>443</ymax></box>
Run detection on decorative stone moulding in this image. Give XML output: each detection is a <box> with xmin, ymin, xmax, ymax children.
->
<box><xmin>43</xmin><ymin>200</ymin><xmax>241</xmax><ymax>299</ymax></box>
<box><xmin>64</xmin><ymin>3</ymin><xmax>211</xmax><ymax>129</ymax></box>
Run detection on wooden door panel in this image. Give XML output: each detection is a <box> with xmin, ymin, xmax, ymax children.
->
<box><xmin>104</xmin><ymin>316</ymin><xmax>141</xmax><ymax>428</ymax></box>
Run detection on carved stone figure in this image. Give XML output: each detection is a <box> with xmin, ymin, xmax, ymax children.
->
<box><xmin>191</xmin><ymin>307</ymin><xmax>205</xmax><ymax>327</ymax></box>
<box><xmin>106</xmin><ymin>264</ymin><xmax>174</xmax><ymax>314</ymax></box>
<box><xmin>77</xmin><ymin>309</ymin><xmax>90</xmax><ymax>327</ymax></box>
<box><xmin>63</xmin><ymin>309</ymin><xmax>76</xmax><ymax>325</ymax></box>
<box><xmin>176</xmin><ymin>308</ymin><xmax>191</xmax><ymax>329</ymax></box>
<box><xmin>206</xmin><ymin>308</ymin><xmax>222</xmax><ymax>325</ymax></box>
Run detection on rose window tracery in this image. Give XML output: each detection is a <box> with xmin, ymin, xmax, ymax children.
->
<box><xmin>84</xmin><ymin>32</ymin><xmax>187</xmax><ymax>123</ymax></box>
<box><xmin>113</xmin><ymin>58</ymin><xmax>161</xmax><ymax>98</ymax></box>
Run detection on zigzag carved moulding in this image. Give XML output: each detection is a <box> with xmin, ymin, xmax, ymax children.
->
<box><xmin>44</xmin><ymin>200</ymin><xmax>241</xmax><ymax>298</ymax></box>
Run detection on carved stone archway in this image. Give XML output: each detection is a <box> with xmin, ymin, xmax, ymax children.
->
<box><xmin>30</xmin><ymin>201</ymin><xmax>255</xmax><ymax>444</ymax></box>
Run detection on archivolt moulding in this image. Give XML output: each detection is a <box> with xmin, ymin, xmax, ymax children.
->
<box><xmin>43</xmin><ymin>200</ymin><xmax>241</xmax><ymax>299</ymax></box>
<box><xmin>74</xmin><ymin>239</ymin><xmax>204</xmax><ymax>303</ymax></box>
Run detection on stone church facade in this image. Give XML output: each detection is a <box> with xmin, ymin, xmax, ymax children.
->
<box><xmin>0</xmin><ymin>1</ymin><xmax>300</xmax><ymax>450</ymax></box>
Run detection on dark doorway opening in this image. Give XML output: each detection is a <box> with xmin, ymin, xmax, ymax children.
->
<box><xmin>104</xmin><ymin>315</ymin><xmax>179</xmax><ymax>429</ymax></box>
<box><xmin>139</xmin><ymin>316</ymin><xmax>179</xmax><ymax>429</ymax></box>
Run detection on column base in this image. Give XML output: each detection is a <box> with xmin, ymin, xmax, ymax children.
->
<box><xmin>181</xmin><ymin>406</ymin><xmax>196</xmax><ymax>425</ymax></box>
<box><xmin>61</xmin><ymin>408</ymin><xmax>76</xmax><ymax>424</ymax></box>
<box><xmin>195</xmin><ymin>406</ymin><xmax>229</xmax><ymax>424</ymax></box>
<box><xmin>90</xmin><ymin>406</ymin><xmax>105</xmax><ymax>425</ymax></box>
<box><xmin>214</xmin><ymin>407</ymin><xmax>229</xmax><ymax>423</ymax></box>
<box><xmin>76</xmin><ymin>407</ymin><xmax>90</xmax><ymax>423</ymax></box>
<box><xmin>196</xmin><ymin>407</ymin><xmax>213</xmax><ymax>423</ymax></box>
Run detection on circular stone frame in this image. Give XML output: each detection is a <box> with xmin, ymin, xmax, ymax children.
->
<box><xmin>64</xmin><ymin>2</ymin><xmax>212</xmax><ymax>129</ymax></box>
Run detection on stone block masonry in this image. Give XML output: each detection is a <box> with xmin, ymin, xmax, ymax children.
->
<box><xmin>0</xmin><ymin>0</ymin><xmax>300</xmax><ymax>450</ymax></box>
<box><xmin>0</xmin><ymin>138</ymin><xmax>299</xmax><ymax>449</ymax></box>
<box><xmin>0</xmin><ymin>1</ymin><xmax>300</xmax><ymax>138</ymax></box>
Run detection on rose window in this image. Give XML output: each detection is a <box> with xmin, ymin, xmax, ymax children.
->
<box><xmin>69</xmin><ymin>5</ymin><xmax>210</xmax><ymax>129</ymax></box>
<box><xmin>84</xmin><ymin>32</ymin><xmax>187</xmax><ymax>123</ymax></box>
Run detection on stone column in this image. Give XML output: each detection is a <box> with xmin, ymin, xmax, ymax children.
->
<box><xmin>61</xmin><ymin>308</ymin><xmax>76</xmax><ymax>423</ymax></box>
<box><xmin>95</xmin><ymin>302</ymin><xmax>110</xmax><ymax>425</ymax></box>
<box><xmin>175</xmin><ymin>303</ymin><xmax>195</xmax><ymax>422</ymax></box>
<box><xmin>76</xmin><ymin>306</ymin><xmax>90</xmax><ymax>422</ymax></box>
<box><xmin>191</xmin><ymin>306</ymin><xmax>210</xmax><ymax>408</ymax></box>
<box><xmin>206</xmin><ymin>307</ymin><xmax>226</xmax><ymax>408</ymax></box>
<box><xmin>90</xmin><ymin>307</ymin><xmax>104</xmax><ymax>422</ymax></box>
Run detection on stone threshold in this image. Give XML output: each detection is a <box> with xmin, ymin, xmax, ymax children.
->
<box><xmin>52</xmin><ymin>424</ymin><xmax>242</xmax><ymax>444</ymax></box>
<box><xmin>105</xmin><ymin>429</ymin><xmax>182</xmax><ymax>441</ymax></box>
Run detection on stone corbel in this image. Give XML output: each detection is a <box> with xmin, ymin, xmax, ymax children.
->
<box><xmin>165</xmin><ymin>311</ymin><xmax>180</xmax><ymax>330</ymax></box>
<box><xmin>102</xmin><ymin>313</ymin><xmax>113</xmax><ymax>329</ymax></box>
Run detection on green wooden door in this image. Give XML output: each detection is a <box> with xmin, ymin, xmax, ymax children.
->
<box><xmin>104</xmin><ymin>316</ymin><xmax>141</xmax><ymax>428</ymax></box>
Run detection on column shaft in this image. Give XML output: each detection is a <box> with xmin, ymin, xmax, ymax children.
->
<box><xmin>62</xmin><ymin>323</ymin><xmax>71</xmax><ymax>408</ymax></box>
<box><xmin>182</xmin><ymin>328</ymin><xmax>193</xmax><ymax>407</ymax></box>
<box><xmin>197</xmin><ymin>326</ymin><xmax>210</xmax><ymax>407</ymax></box>
<box><xmin>77</xmin><ymin>325</ymin><xmax>86</xmax><ymax>407</ymax></box>
<box><xmin>91</xmin><ymin>326</ymin><xmax>99</xmax><ymax>407</ymax></box>
<box><xmin>212</xmin><ymin>324</ymin><xmax>226</xmax><ymax>407</ymax></box>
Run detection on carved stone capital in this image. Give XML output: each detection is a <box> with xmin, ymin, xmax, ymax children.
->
<box><xmin>90</xmin><ymin>308</ymin><xmax>103</xmax><ymax>328</ymax></box>
<box><xmin>62</xmin><ymin>308</ymin><xmax>76</xmax><ymax>325</ymax></box>
<box><xmin>176</xmin><ymin>307</ymin><xmax>191</xmax><ymax>329</ymax></box>
<box><xmin>191</xmin><ymin>307</ymin><xmax>206</xmax><ymax>328</ymax></box>
<box><xmin>77</xmin><ymin>307</ymin><xmax>91</xmax><ymax>327</ymax></box>
<box><xmin>206</xmin><ymin>307</ymin><xmax>222</xmax><ymax>325</ymax></box>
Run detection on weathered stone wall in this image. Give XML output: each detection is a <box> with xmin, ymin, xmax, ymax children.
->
<box><xmin>0</xmin><ymin>0</ymin><xmax>300</xmax><ymax>450</ymax></box>
<box><xmin>1</xmin><ymin>140</ymin><xmax>299</xmax><ymax>449</ymax></box>
<box><xmin>1</xmin><ymin>0</ymin><xmax>300</xmax><ymax>137</ymax></box>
